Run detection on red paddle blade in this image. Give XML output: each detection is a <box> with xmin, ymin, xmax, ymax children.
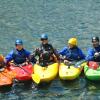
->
<box><xmin>88</xmin><ymin>61</ymin><xmax>99</xmax><ymax>70</ymax></box>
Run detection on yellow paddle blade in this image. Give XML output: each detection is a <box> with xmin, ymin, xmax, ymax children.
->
<box><xmin>32</xmin><ymin>74</ymin><xmax>40</xmax><ymax>84</ymax></box>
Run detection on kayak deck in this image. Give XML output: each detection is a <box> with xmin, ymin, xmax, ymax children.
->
<box><xmin>59</xmin><ymin>63</ymin><xmax>84</xmax><ymax>80</ymax></box>
<box><xmin>32</xmin><ymin>63</ymin><xmax>58</xmax><ymax>84</ymax></box>
<box><xmin>9</xmin><ymin>64</ymin><xmax>33</xmax><ymax>81</ymax></box>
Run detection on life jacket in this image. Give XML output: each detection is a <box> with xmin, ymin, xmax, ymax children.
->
<box><xmin>12</xmin><ymin>49</ymin><xmax>27</xmax><ymax>64</ymax></box>
<box><xmin>39</xmin><ymin>44</ymin><xmax>56</xmax><ymax>63</ymax></box>
<box><xmin>66</xmin><ymin>47</ymin><xmax>82</xmax><ymax>61</ymax></box>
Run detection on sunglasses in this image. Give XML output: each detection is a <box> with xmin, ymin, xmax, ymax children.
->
<box><xmin>15</xmin><ymin>44</ymin><xmax>23</xmax><ymax>46</ymax></box>
<box><xmin>92</xmin><ymin>41</ymin><xmax>99</xmax><ymax>43</ymax></box>
<box><xmin>41</xmin><ymin>39</ymin><xmax>48</xmax><ymax>41</ymax></box>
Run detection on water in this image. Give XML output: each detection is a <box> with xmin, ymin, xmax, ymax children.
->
<box><xmin>0</xmin><ymin>0</ymin><xmax>100</xmax><ymax>99</ymax></box>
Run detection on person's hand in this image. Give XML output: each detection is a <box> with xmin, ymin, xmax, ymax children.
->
<box><xmin>64</xmin><ymin>60</ymin><xmax>70</xmax><ymax>65</ymax></box>
<box><xmin>94</xmin><ymin>52</ymin><xmax>100</xmax><ymax>58</ymax></box>
<box><xmin>60</xmin><ymin>55</ymin><xmax>66</xmax><ymax>60</ymax></box>
<box><xmin>25</xmin><ymin>62</ymin><xmax>28</xmax><ymax>65</ymax></box>
<box><xmin>36</xmin><ymin>61</ymin><xmax>39</xmax><ymax>64</ymax></box>
<box><xmin>10</xmin><ymin>62</ymin><xmax>16</xmax><ymax>66</ymax></box>
<box><xmin>64</xmin><ymin>60</ymin><xmax>72</xmax><ymax>65</ymax></box>
<box><xmin>35</xmin><ymin>48</ymin><xmax>41</xmax><ymax>55</ymax></box>
<box><xmin>0</xmin><ymin>67</ymin><xmax>5</xmax><ymax>72</ymax></box>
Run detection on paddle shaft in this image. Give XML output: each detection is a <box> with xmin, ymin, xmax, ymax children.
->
<box><xmin>64</xmin><ymin>60</ymin><xmax>86</xmax><ymax>68</ymax></box>
<box><xmin>18</xmin><ymin>64</ymin><xmax>32</xmax><ymax>75</ymax></box>
<box><xmin>74</xmin><ymin>60</ymin><xmax>86</xmax><ymax>67</ymax></box>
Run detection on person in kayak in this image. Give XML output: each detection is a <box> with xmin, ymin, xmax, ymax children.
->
<box><xmin>32</xmin><ymin>34</ymin><xmax>59</xmax><ymax>66</ymax></box>
<box><xmin>85</xmin><ymin>36</ymin><xmax>100</xmax><ymax>62</ymax></box>
<box><xmin>59</xmin><ymin>37</ymin><xmax>85</xmax><ymax>64</ymax></box>
<box><xmin>5</xmin><ymin>39</ymin><xmax>36</xmax><ymax>66</ymax></box>
<box><xmin>0</xmin><ymin>55</ymin><xmax>6</xmax><ymax>71</ymax></box>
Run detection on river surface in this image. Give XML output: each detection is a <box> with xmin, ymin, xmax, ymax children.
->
<box><xmin>0</xmin><ymin>0</ymin><xmax>100</xmax><ymax>100</ymax></box>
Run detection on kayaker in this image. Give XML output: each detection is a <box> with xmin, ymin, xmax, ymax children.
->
<box><xmin>85</xmin><ymin>36</ymin><xmax>100</xmax><ymax>62</ymax></box>
<box><xmin>59</xmin><ymin>37</ymin><xmax>85</xmax><ymax>64</ymax></box>
<box><xmin>0</xmin><ymin>55</ymin><xmax>6</xmax><ymax>71</ymax></box>
<box><xmin>5</xmin><ymin>39</ymin><xmax>36</xmax><ymax>66</ymax></box>
<box><xmin>32</xmin><ymin>34</ymin><xmax>59</xmax><ymax>66</ymax></box>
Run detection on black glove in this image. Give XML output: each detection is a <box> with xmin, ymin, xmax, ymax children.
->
<box><xmin>94</xmin><ymin>52</ymin><xmax>100</xmax><ymax>58</ymax></box>
<box><xmin>28</xmin><ymin>54</ymin><xmax>37</xmax><ymax>63</ymax></box>
<box><xmin>35</xmin><ymin>48</ymin><xmax>41</xmax><ymax>55</ymax></box>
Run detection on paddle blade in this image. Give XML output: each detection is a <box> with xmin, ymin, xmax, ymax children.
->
<box><xmin>32</xmin><ymin>74</ymin><xmax>40</xmax><ymax>84</ymax></box>
<box><xmin>88</xmin><ymin>61</ymin><xmax>99</xmax><ymax>70</ymax></box>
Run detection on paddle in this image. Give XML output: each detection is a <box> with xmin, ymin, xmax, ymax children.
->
<box><xmin>15</xmin><ymin>63</ymin><xmax>32</xmax><ymax>75</ymax></box>
<box><xmin>74</xmin><ymin>60</ymin><xmax>86</xmax><ymax>68</ymax></box>
<box><xmin>59</xmin><ymin>54</ymin><xmax>86</xmax><ymax>67</ymax></box>
<box><xmin>64</xmin><ymin>60</ymin><xmax>86</xmax><ymax>68</ymax></box>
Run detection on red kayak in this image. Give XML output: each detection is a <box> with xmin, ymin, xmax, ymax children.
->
<box><xmin>0</xmin><ymin>68</ymin><xmax>15</xmax><ymax>87</ymax></box>
<box><xmin>9</xmin><ymin>64</ymin><xmax>33</xmax><ymax>81</ymax></box>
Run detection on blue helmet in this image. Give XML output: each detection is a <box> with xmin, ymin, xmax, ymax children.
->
<box><xmin>15</xmin><ymin>39</ymin><xmax>23</xmax><ymax>45</ymax></box>
<box><xmin>41</xmin><ymin>34</ymin><xmax>48</xmax><ymax>40</ymax></box>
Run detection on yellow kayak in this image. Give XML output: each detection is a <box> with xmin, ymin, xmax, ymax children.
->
<box><xmin>59</xmin><ymin>62</ymin><xmax>85</xmax><ymax>80</ymax></box>
<box><xmin>32</xmin><ymin>63</ymin><xmax>58</xmax><ymax>84</ymax></box>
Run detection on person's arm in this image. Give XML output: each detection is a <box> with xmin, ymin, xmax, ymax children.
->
<box><xmin>85</xmin><ymin>48</ymin><xmax>94</xmax><ymax>61</ymax></box>
<box><xmin>59</xmin><ymin>47</ymin><xmax>68</xmax><ymax>56</ymax></box>
<box><xmin>25</xmin><ymin>50</ymin><xmax>37</xmax><ymax>63</ymax></box>
<box><xmin>5</xmin><ymin>50</ymin><xmax>14</xmax><ymax>65</ymax></box>
<box><xmin>53</xmin><ymin>49</ymin><xmax>60</xmax><ymax>61</ymax></box>
<box><xmin>25</xmin><ymin>50</ymin><xmax>31</xmax><ymax>57</ymax></box>
<box><xmin>78</xmin><ymin>48</ymin><xmax>85</xmax><ymax>60</ymax></box>
<box><xmin>49</xmin><ymin>44</ymin><xmax>60</xmax><ymax>61</ymax></box>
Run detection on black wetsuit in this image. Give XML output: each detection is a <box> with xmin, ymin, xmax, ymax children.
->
<box><xmin>34</xmin><ymin>43</ymin><xmax>59</xmax><ymax>66</ymax></box>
